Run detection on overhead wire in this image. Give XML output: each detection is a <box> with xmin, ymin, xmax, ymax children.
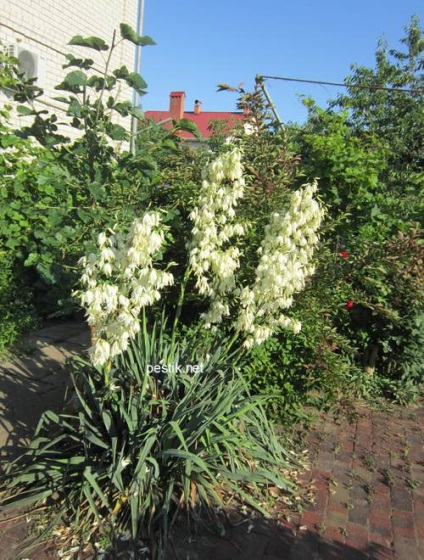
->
<box><xmin>258</xmin><ymin>74</ymin><xmax>423</xmax><ymax>94</ymax></box>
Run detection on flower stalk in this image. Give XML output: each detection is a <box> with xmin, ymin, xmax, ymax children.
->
<box><xmin>188</xmin><ymin>148</ymin><xmax>246</xmax><ymax>325</ymax></box>
<box><xmin>75</xmin><ymin>211</ymin><xmax>173</xmax><ymax>368</ymax></box>
<box><xmin>235</xmin><ymin>180</ymin><xmax>325</xmax><ymax>347</ymax></box>
<box><xmin>76</xmin><ymin>149</ymin><xmax>324</xmax><ymax>368</ymax></box>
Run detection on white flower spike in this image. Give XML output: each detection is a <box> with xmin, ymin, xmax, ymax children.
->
<box><xmin>235</xmin><ymin>180</ymin><xmax>325</xmax><ymax>347</ymax></box>
<box><xmin>76</xmin><ymin>212</ymin><xmax>173</xmax><ymax>367</ymax></box>
<box><xmin>189</xmin><ymin>148</ymin><xmax>246</xmax><ymax>325</ymax></box>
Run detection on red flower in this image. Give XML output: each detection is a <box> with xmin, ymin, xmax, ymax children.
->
<box><xmin>344</xmin><ymin>274</ymin><xmax>350</xmax><ymax>280</ymax></box>
<box><xmin>340</xmin><ymin>251</ymin><xmax>349</xmax><ymax>259</ymax></box>
<box><xmin>345</xmin><ymin>300</ymin><xmax>354</xmax><ymax>310</ymax></box>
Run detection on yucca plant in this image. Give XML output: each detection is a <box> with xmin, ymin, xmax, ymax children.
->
<box><xmin>1</xmin><ymin>147</ymin><xmax>324</xmax><ymax>558</ymax></box>
<box><xmin>0</xmin><ymin>317</ymin><xmax>295</xmax><ymax>559</ymax></box>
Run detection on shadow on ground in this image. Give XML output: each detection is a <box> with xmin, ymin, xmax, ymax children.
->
<box><xmin>167</xmin><ymin>514</ymin><xmax>392</xmax><ymax>560</ymax></box>
<box><xmin>0</xmin><ymin>514</ymin><xmax>393</xmax><ymax>560</ymax></box>
<box><xmin>0</xmin><ymin>320</ymin><xmax>89</xmax><ymax>467</ymax></box>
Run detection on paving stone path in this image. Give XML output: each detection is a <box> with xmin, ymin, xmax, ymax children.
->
<box><xmin>0</xmin><ymin>320</ymin><xmax>90</xmax><ymax>559</ymax></box>
<box><xmin>0</xmin><ymin>321</ymin><xmax>423</xmax><ymax>559</ymax></box>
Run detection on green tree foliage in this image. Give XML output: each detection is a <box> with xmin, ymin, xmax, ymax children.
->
<box><xmin>297</xmin><ymin>104</ymin><xmax>391</xmax><ymax>241</ymax></box>
<box><xmin>335</xmin><ymin>16</ymin><xmax>423</xmax><ymax>176</ymax></box>
<box><xmin>294</xmin><ymin>18</ymin><xmax>424</xmax><ymax>398</ymax></box>
<box><xmin>0</xmin><ymin>26</ymin><xmax>161</xmax><ymax>316</ymax></box>
<box><xmin>333</xmin><ymin>15</ymin><xmax>424</xmax><ymax>233</ymax></box>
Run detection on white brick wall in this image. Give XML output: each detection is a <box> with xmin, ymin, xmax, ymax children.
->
<box><xmin>1</xmin><ymin>0</ymin><xmax>140</xmax><ymax>139</ymax></box>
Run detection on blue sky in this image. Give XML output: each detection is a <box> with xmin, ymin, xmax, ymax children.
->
<box><xmin>140</xmin><ymin>0</ymin><xmax>423</xmax><ymax>123</ymax></box>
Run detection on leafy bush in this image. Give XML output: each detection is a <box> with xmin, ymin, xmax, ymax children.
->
<box><xmin>289</xmin><ymin>19</ymin><xmax>424</xmax><ymax>399</ymax></box>
<box><xmin>242</xmin><ymin>243</ymin><xmax>360</xmax><ymax>419</ymax></box>
<box><xmin>0</xmin><ymin>252</ymin><xmax>39</xmax><ymax>354</ymax></box>
<box><xmin>337</xmin><ymin>229</ymin><xmax>424</xmax><ymax>398</ymax></box>
<box><xmin>0</xmin><ymin>26</ymin><xmax>162</xmax><ymax>319</ymax></box>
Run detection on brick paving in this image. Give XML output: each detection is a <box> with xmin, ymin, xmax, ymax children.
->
<box><xmin>169</xmin><ymin>401</ymin><xmax>424</xmax><ymax>560</ymax></box>
<box><xmin>0</xmin><ymin>321</ymin><xmax>423</xmax><ymax>559</ymax></box>
<box><xmin>288</xmin><ymin>403</ymin><xmax>424</xmax><ymax>560</ymax></box>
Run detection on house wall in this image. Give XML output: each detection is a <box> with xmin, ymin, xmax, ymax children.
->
<box><xmin>1</xmin><ymin>0</ymin><xmax>140</xmax><ymax>139</ymax></box>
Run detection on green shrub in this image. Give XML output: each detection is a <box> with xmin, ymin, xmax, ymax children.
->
<box><xmin>242</xmin><ymin>247</ymin><xmax>358</xmax><ymax>420</ymax></box>
<box><xmin>0</xmin><ymin>252</ymin><xmax>39</xmax><ymax>354</ymax></box>
<box><xmin>337</xmin><ymin>229</ymin><xmax>424</xmax><ymax>393</ymax></box>
<box><xmin>0</xmin><ymin>26</ymin><xmax>162</xmax><ymax>321</ymax></box>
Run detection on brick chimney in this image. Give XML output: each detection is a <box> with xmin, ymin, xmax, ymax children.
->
<box><xmin>169</xmin><ymin>91</ymin><xmax>185</xmax><ymax>121</ymax></box>
<box><xmin>194</xmin><ymin>99</ymin><xmax>202</xmax><ymax>115</ymax></box>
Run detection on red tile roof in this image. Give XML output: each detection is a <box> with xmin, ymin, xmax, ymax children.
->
<box><xmin>144</xmin><ymin>110</ymin><xmax>244</xmax><ymax>140</ymax></box>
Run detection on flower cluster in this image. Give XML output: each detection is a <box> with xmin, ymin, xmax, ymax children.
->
<box><xmin>188</xmin><ymin>148</ymin><xmax>245</xmax><ymax>325</ymax></box>
<box><xmin>235</xmin><ymin>181</ymin><xmax>325</xmax><ymax>347</ymax></box>
<box><xmin>77</xmin><ymin>212</ymin><xmax>173</xmax><ymax>366</ymax></box>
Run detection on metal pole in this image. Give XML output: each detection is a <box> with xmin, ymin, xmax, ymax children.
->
<box><xmin>130</xmin><ymin>0</ymin><xmax>145</xmax><ymax>155</ymax></box>
<box><xmin>256</xmin><ymin>74</ymin><xmax>284</xmax><ymax>131</ymax></box>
